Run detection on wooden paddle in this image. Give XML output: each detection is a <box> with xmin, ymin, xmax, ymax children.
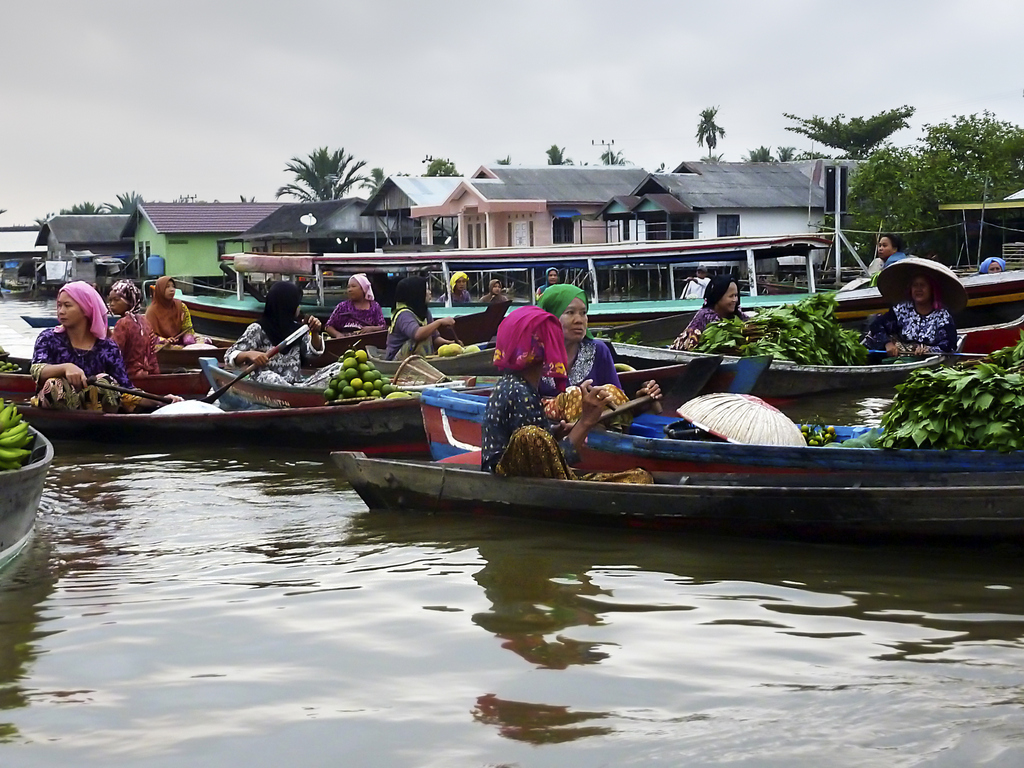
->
<box><xmin>203</xmin><ymin>324</ymin><xmax>311</xmax><ymax>404</ymax></box>
<box><xmin>87</xmin><ymin>378</ymin><xmax>174</xmax><ymax>404</ymax></box>
<box><xmin>563</xmin><ymin>393</ymin><xmax>655</xmax><ymax>430</ymax></box>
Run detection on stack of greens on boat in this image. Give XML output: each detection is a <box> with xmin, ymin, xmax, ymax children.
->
<box><xmin>693</xmin><ymin>294</ymin><xmax>867</xmax><ymax>366</ymax></box>
<box><xmin>880</xmin><ymin>335</ymin><xmax>1024</xmax><ymax>451</ymax></box>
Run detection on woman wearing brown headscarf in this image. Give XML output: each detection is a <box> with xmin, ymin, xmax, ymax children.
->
<box><xmin>145</xmin><ymin>276</ymin><xmax>198</xmax><ymax>349</ymax></box>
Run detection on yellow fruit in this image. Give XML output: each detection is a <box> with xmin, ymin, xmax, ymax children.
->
<box><xmin>350</xmin><ymin>378</ymin><xmax>363</xmax><ymax>390</ymax></box>
<box><xmin>437</xmin><ymin>343</ymin><xmax>464</xmax><ymax>357</ymax></box>
<box><xmin>385</xmin><ymin>391</ymin><xmax>412</xmax><ymax>399</ymax></box>
<box><xmin>463</xmin><ymin>345</ymin><xmax>481</xmax><ymax>354</ymax></box>
<box><xmin>614</xmin><ymin>363</ymin><xmax>636</xmax><ymax>373</ymax></box>
<box><xmin>355</xmin><ymin>349</ymin><xmax>368</xmax><ymax>363</ymax></box>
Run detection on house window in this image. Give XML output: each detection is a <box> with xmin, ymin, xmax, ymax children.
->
<box><xmin>467</xmin><ymin>225</ymin><xmax>474</xmax><ymax>249</ymax></box>
<box><xmin>717</xmin><ymin>214</ymin><xmax>740</xmax><ymax>238</ymax></box>
<box><xmin>552</xmin><ymin>218</ymin><xmax>575</xmax><ymax>244</ymax></box>
<box><xmin>476</xmin><ymin>222</ymin><xmax>485</xmax><ymax>248</ymax></box>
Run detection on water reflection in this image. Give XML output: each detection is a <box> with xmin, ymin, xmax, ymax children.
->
<box><xmin>471</xmin><ymin>694</ymin><xmax>612</xmax><ymax>744</ymax></box>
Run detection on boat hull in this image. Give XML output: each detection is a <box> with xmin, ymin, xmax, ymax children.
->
<box><xmin>332</xmin><ymin>452</ymin><xmax>1024</xmax><ymax>542</ymax></box>
<box><xmin>15</xmin><ymin>400</ymin><xmax>428</xmax><ymax>454</ymax></box>
<box><xmin>0</xmin><ymin>427</ymin><xmax>53</xmax><ymax>568</ymax></box>
<box><xmin>609</xmin><ymin>342</ymin><xmax>942</xmax><ymax>398</ymax></box>
<box><xmin>1</xmin><ymin>369</ymin><xmax>210</xmax><ymax>400</ymax></box>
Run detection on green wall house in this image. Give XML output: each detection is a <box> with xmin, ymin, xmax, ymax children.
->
<box><xmin>122</xmin><ymin>202</ymin><xmax>282</xmax><ymax>281</ymax></box>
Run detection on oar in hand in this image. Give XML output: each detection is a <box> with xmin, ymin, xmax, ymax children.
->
<box><xmin>203</xmin><ymin>324</ymin><xmax>311</xmax><ymax>404</ymax></box>
<box><xmin>565</xmin><ymin>394</ymin><xmax>655</xmax><ymax>429</ymax></box>
<box><xmin>87</xmin><ymin>377</ymin><xmax>175</xmax><ymax>404</ymax></box>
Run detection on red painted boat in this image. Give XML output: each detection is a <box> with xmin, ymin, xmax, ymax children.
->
<box><xmin>958</xmin><ymin>313</ymin><xmax>1024</xmax><ymax>355</ymax></box>
<box><xmin>0</xmin><ymin>369</ymin><xmax>210</xmax><ymax>401</ymax></box>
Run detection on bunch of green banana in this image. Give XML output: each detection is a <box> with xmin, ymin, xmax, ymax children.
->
<box><xmin>0</xmin><ymin>401</ymin><xmax>31</xmax><ymax>471</ymax></box>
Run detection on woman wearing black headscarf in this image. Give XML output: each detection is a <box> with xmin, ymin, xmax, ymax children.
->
<box><xmin>671</xmin><ymin>274</ymin><xmax>748</xmax><ymax>351</ymax></box>
<box><xmin>224</xmin><ymin>281</ymin><xmax>327</xmax><ymax>385</ymax></box>
<box><xmin>384</xmin><ymin>276</ymin><xmax>456</xmax><ymax>360</ymax></box>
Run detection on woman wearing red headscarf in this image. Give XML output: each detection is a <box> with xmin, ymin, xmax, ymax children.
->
<box><xmin>31</xmin><ymin>281</ymin><xmax>135</xmax><ymax>410</ymax></box>
<box><xmin>481</xmin><ymin>306</ymin><xmax>651</xmax><ymax>483</ymax></box>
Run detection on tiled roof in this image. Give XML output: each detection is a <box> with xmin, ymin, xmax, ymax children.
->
<box><xmin>135</xmin><ymin>203</ymin><xmax>284</xmax><ymax>234</ymax></box>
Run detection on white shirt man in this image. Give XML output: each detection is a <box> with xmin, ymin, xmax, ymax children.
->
<box><xmin>680</xmin><ymin>267</ymin><xmax>710</xmax><ymax>300</ymax></box>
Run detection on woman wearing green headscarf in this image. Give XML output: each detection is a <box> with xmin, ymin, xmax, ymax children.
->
<box><xmin>536</xmin><ymin>284</ymin><xmax>661</xmax><ymax>403</ymax></box>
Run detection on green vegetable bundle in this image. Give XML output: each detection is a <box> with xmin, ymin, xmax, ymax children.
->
<box><xmin>693</xmin><ymin>293</ymin><xmax>868</xmax><ymax>366</ymax></box>
<box><xmin>880</xmin><ymin>339</ymin><xmax>1024</xmax><ymax>451</ymax></box>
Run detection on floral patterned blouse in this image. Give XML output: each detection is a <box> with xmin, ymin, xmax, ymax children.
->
<box><xmin>864</xmin><ymin>301</ymin><xmax>957</xmax><ymax>354</ymax></box>
<box><xmin>481</xmin><ymin>373</ymin><xmax>578</xmax><ymax>473</ymax></box>
<box><xmin>31</xmin><ymin>328</ymin><xmax>132</xmax><ymax>387</ymax></box>
<box><xmin>224</xmin><ymin>322</ymin><xmax>324</xmax><ymax>385</ymax></box>
<box><xmin>111</xmin><ymin>314</ymin><xmax>160</xmax><ymax>380</ymax></box>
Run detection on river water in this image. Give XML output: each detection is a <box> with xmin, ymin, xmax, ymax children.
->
<box><xmin>2</xmin><ymin>298</ymin><xmax>1023</xmax><ymax>767</ymax></box>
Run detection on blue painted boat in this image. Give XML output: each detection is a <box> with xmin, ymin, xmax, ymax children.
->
<box><xmin>21</xmin><ymin>315</ymin><xmax>117</xmax><ymax>329</ymax></box>
<box><xmin>420</xmin><ymin>388</ymin><xmax>1024</xmax><ymax>475</ymax></box>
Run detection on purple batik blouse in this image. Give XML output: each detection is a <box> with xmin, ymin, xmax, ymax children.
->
<box><xmin>32</xmin><ymin>328</ymin><xmax>132</xmax><ymax>387</ymax></box>
<box><xmin>538</xmin><ymin>337</ymin><xmax>621</xmax><ymax>397</ymax></box>
<box><xmin>326</xmin><ymin>300</ymin><xmax>385</xmax><ymax>333</ymax></box>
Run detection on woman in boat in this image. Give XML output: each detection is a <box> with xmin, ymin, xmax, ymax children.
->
<box><xmin>864</xmin><ymin>257</ymin><xmax>965</xmax><ymax>356</ymax></box>
<box><xmin>481</xmin><ymin>305</ymin><xmax>652</xmax><ymax>483</ymax></box>
<box><xmin>224</xmin><ymin>281</ymin><xmax>328</xmax><ymax>386</ymax></box>
<box><xmin>979</xmin><ymin>257</ymin><xmax>1006</xmax><ymax>275</ymax></box>
<box><xmin>31</xmin><ymin>281</ymin><xmax>137</xmax><ymax>411</ymax></box>
<box><xmin>325</xmin><ymin>273</ymin><xmax>385</xmax><ymax>337</ymax></box>
<box><xmin>536</xmin><ymin>284</ymin><xmax>661</xmax><ymax>402</ymax></box>
<box><xmin>108</xmin><ymin>279</ymin><xmax>160</xmax><ymax>380</ymax></box>
<box><xmin>146</xmin><ymin>276</ymin><xmax>201</xmax><ymax>349</ymax></box>
<box><xmin>480</xmin><ymin>278</ymin><xmax>506</xmax><ymax>303</ymax></box>
<box><xmin>671</xmin><ymin>274</ymin><xmax>748</xmax><ymax>351</ymax></box>
<box><xmin>449</xmin><ymin>272</ymin><xmax>473</xmax><ymax>305</ymax></box>
<box><xmin>384</xmin><ymin>276</ymin><xmax>456</xmax><ymax>360</ymax></box>
<box><xmin>536</xmin><ymin>267</ymin><xmax>560</xmax><ymax>298</ymax></box>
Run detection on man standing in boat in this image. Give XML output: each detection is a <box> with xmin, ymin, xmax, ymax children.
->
<box><xmin>679</xmin><ymin>265</ymin><xmax>710</xmax><ymax>300</ymax></box>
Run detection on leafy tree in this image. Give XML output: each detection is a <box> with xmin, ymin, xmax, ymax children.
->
<box><xmin>545</xmin><ymin>144</ymin><xmax>572</xmax><ymax>165</ymax></box>
<box><xmin>276</xmin><ymin>146</ymin><xmax>370</xmax><ymax>201</ymax></box>
<box><xmin>61</xmin><ymin>202</ymin><xmax>105</xmax><ymax>214</ymax></box>
<box><xmin>695</xmin><ymin>107</ymin><xmax>726</xmax><ymax>152</ymax></box>
<box><xmin>424</xmin><ymin>158</ymin><xmax>460</xmax><ymax>177</ymax></box>
<box><xmin>103</xmin><ymin>191</ymin><xmax>143</xmax><ymax>214</ymax></box>
<box><xmin>783</xmin><ymin>105</ymin><xmax>916</xmax><ymax>159</ymax></box>
<box><xmin>776</xmin><ymin>146</ymin><xmax>797</xmax><ymax>162</ymax></box>
<box><xmin>600</xmin><ymin>148</ymin><xmax>627</xmax><ymax>165</ymax></box>
<box><xmin>744</xmin><ymin>146</ymin><xmax>775</xmax><ymax>163</ymax></box>
<box><xmin>849</xmin><ymin>112</ymin><xmax>1024</xmax><ymax>255</ymax></box>
<box><xmin>496</xmin><ymin>155</ymin><xmax>511</xmax><ymax>165</ymax></box>
<box><xmin>362</xmin><ymin>167</ymin><xmax>386</xmax><ymax>195</ymax></box>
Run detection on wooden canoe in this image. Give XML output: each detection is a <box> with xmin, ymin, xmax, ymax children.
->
<box><xmin>0</xmin><ymin>367</ymin><xmax>210</xmax><ymax>400</ymax></box>
<box><xmin>419</xmin><ymin>387</ymin><xmax>1024</xmax><ymax>476</ymax></box>
<box><xmin>198</xmin><ymin>358</ymin><xmax>478</xmax><ymax>410</ymax></box>
<box><xmin>0</xmin><ymin>426</ymin><xmax>53</xmax><ymax>568</ymax></box>
<box><xmin>15</xmin><ymin>397</ymin><xmax>428</xmax><ymax>454</ymax></box>
<box><xmin>331</xmin><ymin>452</ymin><xmax>1024</xmax><ymax>542</ymax></box>
<box><xmin>959</xmin><ymin>313</ymin><xmax>1024</xmax><ymax>356</ymax></box>
<box><xmin>608</xmin><ymin>341</ymin><xmax>944</xmax><ymax>398</ymax></box>
<box><xmin>371</xmin><ymin>347</ymin><xmax>501</xmax><ymax>377</ymax></box>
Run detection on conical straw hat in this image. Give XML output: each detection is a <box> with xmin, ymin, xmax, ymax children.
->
<box><xmin>876</xmin><ymin>256</ymin><xmax>967</xmax><ymax>313</ymax></box>
<box><xmin>677</xmin><ymin>393</ymin><xmax>806</xmax><ymax>447</ymax></box>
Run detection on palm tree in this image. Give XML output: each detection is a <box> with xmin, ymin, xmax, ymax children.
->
<box><xmin>743</xmin><ymin>146</ymin><xmax>775</xmax><ymax>163</ymax></box>
<box><xmin>239</xmin><ymin>195</ymin><xmax>256</xmax><ymax>202</ymax></box>
<box><xmin>776</xmin><ymin>146</ymin><xmax>797</xmax><ymax>162</ymax></box>
<box><xmin>362</xmin><ymin>167</ymin><xmax>386</xmax><ymax>196</ymax></box>
<box><xmin>496</xmin><ymin>155</ymin><xmax>511</xmax><ymax>165</ymax></box>
<box><xmin>276</xmin><ymin>147</ymin><xmax>370</xmax><ymax>202</ymax></box>
<box><xmin>695</xmin><ymin>107</ymin><xmax>726</xmax><ymax>152</ymax></box>
<box><xmin>61</xmin><ymin>202</ymin><xmax>104</xmax><ymax>214</ymax></box>
<box><xmin>700</xmin><ymin>153</ymin><xmax>724</xmax><ymax>163</ymax></box>
<box><xmin>103</xmin><ymin>191</ymin><xmax>144</xmax><ymax>214</ymax></box>
<box><xmin>600</xmin><ymin>148</ymin><xmax>627</xmax><ymax>166</ymax></box>
<box><xmin>545</xmin><ymin>145</ymin><xmax>573</xmax><ymax>165</ymax></box>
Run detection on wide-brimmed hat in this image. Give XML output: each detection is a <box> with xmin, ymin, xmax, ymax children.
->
<box><xmin>676</xmin><ymin>393</ymin><xmax>806</xmax><ymax>447</ymax></box>
<box><xmin>876</xmin><ymin>257</ymin><xmax>967</xmax><ymax>313</ymax></box>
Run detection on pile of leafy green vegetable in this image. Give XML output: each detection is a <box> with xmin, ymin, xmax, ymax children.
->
<box><xmin>693</xmin><ymin>293</ymin><xmax>868</xmax><ymax>366</ymax></box>
<box><xmin>879</xmin><ymin>335</ymin><xmax>1024</xmax><ymax>451</ymax></box>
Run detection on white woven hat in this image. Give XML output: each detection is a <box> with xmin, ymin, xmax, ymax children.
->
<box><xmin>677</xmin><ymin>393</ymin><xmax>805</xmax><ymax>447</ymax></box>
<box><xmin>876</xmin><ymin>256</ymin><xmax>967</xmax><ymax>313</ymax></box>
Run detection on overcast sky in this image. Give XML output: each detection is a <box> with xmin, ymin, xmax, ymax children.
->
<box><xmin>2</xmin><ymin>0</ymin><xmax>1022</xmax><ymax>225</ymax></box>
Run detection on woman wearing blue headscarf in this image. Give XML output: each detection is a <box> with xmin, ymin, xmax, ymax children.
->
<box><xmin>979</xmin><ymin>257</ymin><xmax>1006</xmax><ymax>275</ymax></box>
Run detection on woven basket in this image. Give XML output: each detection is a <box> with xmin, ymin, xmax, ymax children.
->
<box><xmin>677</xmin><ymin>393</ymin><xmax>805</xmax><ymax>446</ymax></box>
<box><xmin>392</xmin><ymin>355</ymin><xmax>451</xmax><ymax>386</ymax></box>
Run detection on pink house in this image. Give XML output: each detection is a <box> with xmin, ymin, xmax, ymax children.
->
<box><xmin>410</xmin><ymin>165</ymin><xmax>648</xmax><ymax>249</ymax></box>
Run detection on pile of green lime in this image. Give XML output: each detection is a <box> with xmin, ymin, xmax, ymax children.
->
<box><xmin>323</xmin><ymin>349</ymin><xmax>397</xmax><ymax>402</ymax></box>
<box><xmin>0</xmin><ymin>360</ymin><xmax>20</xmax><ymax>373</ymax></box>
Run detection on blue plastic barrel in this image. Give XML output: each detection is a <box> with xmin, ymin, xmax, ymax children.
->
<box><xmin>146</xmin><ymin>255</ymin><xmax>165</xmax><ymax>277</ymax></box>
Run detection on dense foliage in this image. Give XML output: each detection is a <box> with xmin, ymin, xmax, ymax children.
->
<box><xmin>879</xmin><ymin>335</ymin><xmax>1024</xmax><ymax>451</ymax></box>
<box><xmin>783</xmin><ymin>106</ymin><xmax>915</xmax><ymax>159</ymax></box>
<box><xmin>693</xmin><ymin>293</ymin><xmax>867</xmax><ymax>366</ymax></box>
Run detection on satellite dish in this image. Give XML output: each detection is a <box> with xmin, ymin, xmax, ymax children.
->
<box><xmin>300</xmin><ymin>213</ymin><xmax>317</xmax><ymax>228</ymax></box>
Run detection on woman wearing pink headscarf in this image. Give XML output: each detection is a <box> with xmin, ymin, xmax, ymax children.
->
<box><xmin>481</xmin><ymin>306</ymin><xmax>652</xmax><ymax>484</ymax></box>
<box><xmin>30</xmin><ymin>281</ymin><xmax>134</xmax><ymax>410</ymax></box>
<box><xmin>325</xmin><ymin>273</ymin><xmax>385</xmax><ymax>337</ymax></box>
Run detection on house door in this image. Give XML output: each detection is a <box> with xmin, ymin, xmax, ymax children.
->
<box><xmin>512</xmin><ymin>221</ymin><xmax>531</xmax><ymax>247</ymax></box>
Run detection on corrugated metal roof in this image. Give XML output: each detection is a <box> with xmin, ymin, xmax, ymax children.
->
<box><xmin>0</xmin><ymin>228</ymin><xmax>45</xmax><ymax>253</ymax></box>
<box><xmin>390</xmin><ymin>176</ymin><xmax>464</xmax><ymax>206</ymax></box>
<box><xmin>137</xmin><ymin>203</ymin><xmax>283</xmax><ymax>234</ymax></box>
<box><xmin>36</xmin><ymin>215</ymin><xmax>130</xmax><ymax>246</ymax></box>
<box><xmin>240</xmin><ymin>199</ymin><xmax>369</xmax><ymax>237</ymax></box>
<box><xmin>1007</xmin><ymin>188</ymin><xmax>1024</xmax><ymax>201</ymax></box>
<box><xmin>473</xmin><ymin>166</ymin><xmax>648</xmax><ymax>203</ymax></box>
<box><xmin>644</xmin><ymin>163</ymin><xmax>825</xmax><ymax>209</ymax></box>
